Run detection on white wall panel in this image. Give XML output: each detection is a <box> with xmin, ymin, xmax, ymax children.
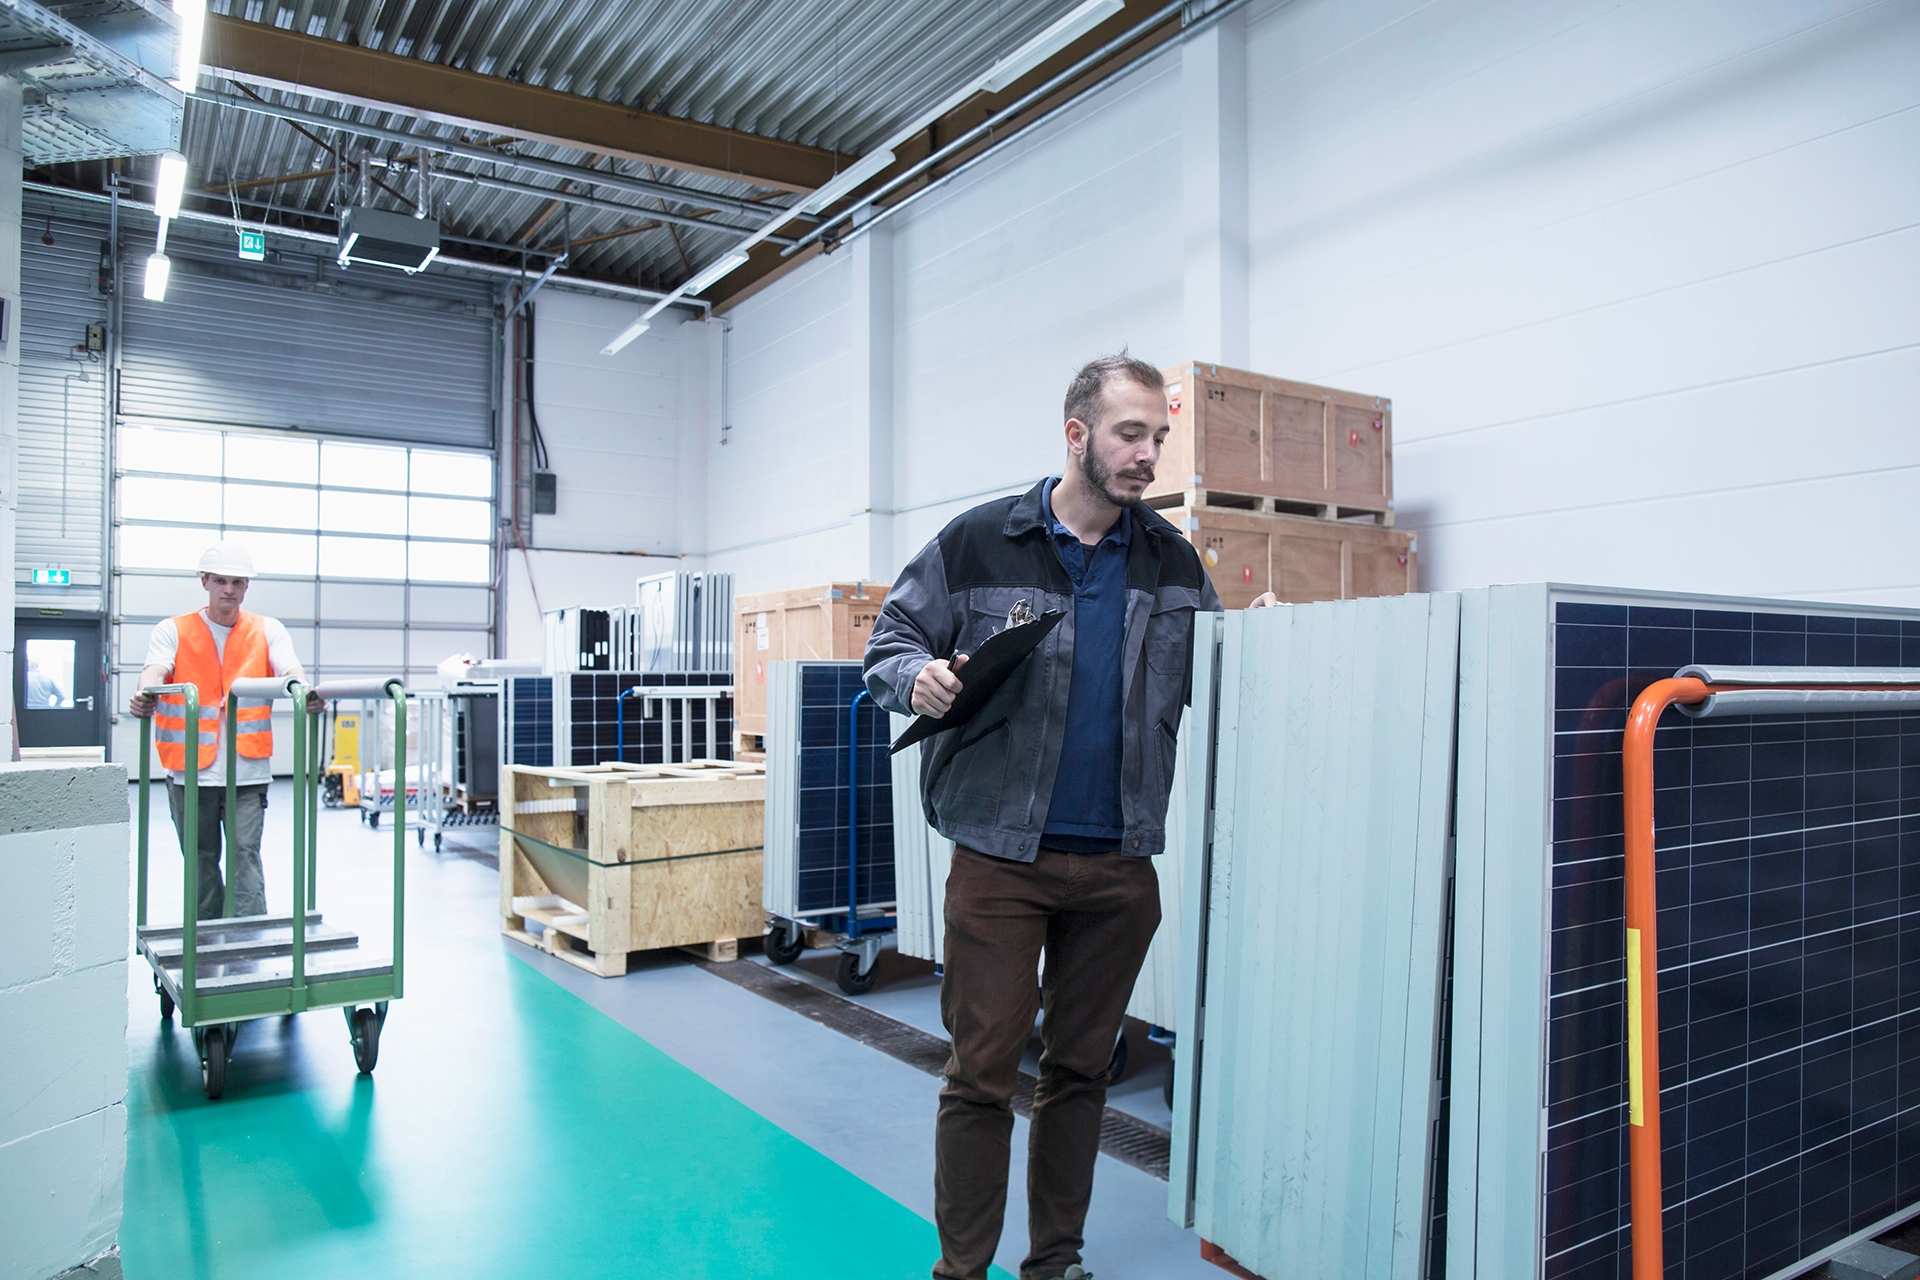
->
<box><xmin>1241</xmin><ymin>0</ymin><xmax>1920</xmax><ymax>604</ymax></box>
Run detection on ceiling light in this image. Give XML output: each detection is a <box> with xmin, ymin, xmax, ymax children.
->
<box><xmin>601</xmin><ymin>317</ymin><xmax>649</xmax><ymax>356</ymax></box>
<box><xmin>979</xmin><ymin>0</ymin><xmax>1122</xmax><ymax>93</ymax></box>
<box><xmin>154</xmin><ymin>151</ymin><xmax>188</xmax><ymax>218</ymax></box>
<box><xmin>173</xmin><ymin>0</ymin><xmax>208</xmax><ymax>88</ymax></box>
<box><xmin>797</xmin><ymin>150</ymin><xmax>897</xmax><ymax>216</ymax></box>
<box><xmin>143</xmin><ymin>253</ymin><xmax>171</xmax><ymax>301</ymax></box>
<box><xmin>683</xmin><ymin>251</ymin><xmax>751</xmax><ymax>296</ymax></box>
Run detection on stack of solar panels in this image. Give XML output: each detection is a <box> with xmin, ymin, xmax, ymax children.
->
<box><xmin>1446</xmin><ymin>585</ymin><xmax>1920</xmax><ymax>1280</ymax></box>
<box><xmin>542</xmin><ymin>606</ymin><xmax>617</xmax><ymax>673</ymax></box>
<box><xmin>763</xmin><ymin>661</ymin><xmax>895</xmax><ymax>926</ymax></box>
<box><xmin>1169</xmin><ymin>595</ymin><xmax>1460</xmax><ymax>1280</ymax></box>
<box><xmin>502</xmin><ymin>672</ymin><xmax>733</xmax><ymax>768</ymax></box>
<box><xmin>889</xmin><ymin>712</ymin><xmax>1189</xmax><ymax>1032</ymax></box>
<box><xmin>634</xmin><ymin>571</ymin><xmax>734</xmax><ymax>673</ymax></box>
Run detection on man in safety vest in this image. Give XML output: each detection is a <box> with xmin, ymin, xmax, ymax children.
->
<box><xmin>127</xmin><ymin>541</ymin><xmax>321</xmax><ymax>921</ymax></box>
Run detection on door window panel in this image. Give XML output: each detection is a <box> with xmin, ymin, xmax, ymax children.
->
<box><xmin>320</xmin><ymin>440</ymin><xmax>408</xmax><ymax>490</ymax></box>
<box><xmin>409</xmin><ymin>495</ymin><xmax>490</xmax><ymax>541</ymax></box>
<box><xmin>321</xmin><ymin>489</ymin><xmax>408</xmax><ymax>536</ymax></box>
<box><xmin>120</xmin><ymin>424</ymin><xmax>221</xmax><ymax>476</ymax></box>
<box><xmin>407</xmin><ymin>540</ymin><xmax>490</xmax><ymax>584</ymax></box>
<box><xmin>236</xmin><ymin>530</ymin><xmax>319</xmax><ymax>577</ymax></box>
<box><xmin>120</xmin><ymin>524</ymin><xmax>214</xmax><ymax>571</ymax></box>
<box><xmin>319</xmin><ymin>535</ymin><xmax>407</xmax><ymax>580</ymax></box>
<box><xmin>225</xmin><ymin>482</ymin><xmax>317</xmax><ymax>530</ymax></box>
<box><xmin>24</xmin><ymin>638</ymin><xmax>76</xmax><ymax>708</ymax></box>
<box><xmin>119</xmin><ymin>475</ymin><xmax>220</xmax><ymax>523</ymax></box>
<box><xmin>409</xmin><ymin>449</ymin><xmax>492</xmax><ymax>497</ymax></box>
<box><xmin>226</xmin><ymin>433</ymin><xmax>318</xmax><ymax>484</ymax></box>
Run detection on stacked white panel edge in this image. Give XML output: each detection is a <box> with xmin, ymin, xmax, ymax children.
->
<box><xmin>1169</xmin><ymin>596</ymin><xmax>1459</xmax><ymax>1280</ymax></box>
<box><xmin>634</xmin><ymin>571</ymin><xmax>734</xmax><ymax>673</ymax></box>
<box><xmin>889</xmin><ymin>714</ymin><xmax>1185</xmax><ymax>1032</ymax></box>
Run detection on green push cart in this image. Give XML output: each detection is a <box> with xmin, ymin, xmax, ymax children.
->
<box><xmin>134</xmin><ymin>674</ymin><xmax>409</xmax><ymax>1099</ymax></box>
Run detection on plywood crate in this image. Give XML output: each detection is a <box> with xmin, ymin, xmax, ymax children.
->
<box><xmin>733</xmin><ymin>582</ymin><xmax>889</xmax><ymax>750</ymax></box>
<box><xmin>499</xmin><ymin>760</ymin><xmax>766</xmax><ymax>977</ymax></box>
<box><xmin>1149</xmin><ymin>361</ymin><xmax>1393</xmax><ymax>521</ymax></box>
<box><xmin>1167</xmin><ymin>503</ymin><xmax>1416</xmax><ymax>609</ymax></box>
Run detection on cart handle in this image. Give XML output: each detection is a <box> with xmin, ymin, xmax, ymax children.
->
<box><xmin>135</xmin><ymin>682</ymin><xmax>202</xmax><ymax>1018</ymax></box>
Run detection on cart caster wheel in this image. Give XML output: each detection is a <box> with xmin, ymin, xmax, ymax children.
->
<box><xmin>417</xmin><ymin>826</ymin><xmax>424</xmax><ymax>847</ymax></box>
<box><xmin>434</xmin><ymin>833</ymin><xmax>443</xmax><ymax>851</ymax></box>
<box><xmin>350</xmin><ymin>1007</ymin><xmax>381</xmax><ymax>1074</ymax></box>
<box><xmin>1106</xmin><ymin>1031</ymin><xmax>1129</xmax><ymax>1085</ymax></box>
<box><xmin>160</xmin><ymin>988</ymin><xmax>174</xmax><ymax>1020</ymax></box>
<box><xmin>370</xmin><ymin>812</ymin><xmax>380</xmax><ymax>830</ymax></box>
<box><xmin>202</xmin><ymin>1029</ymin><xmax>227</xmax><ymax>1100</ymax></box>
<box><xmin>765</xmin><ymin>924</ymin><xmax>805</xmax><ymax>966</ymax></box>
<box><xmin>1164</xmin><ymin>1065</ymin><xmax>1175</xmax><ymax>1110</ymax></box>
<box><xmin>835</xmin><ymin>952</ymin><xmax>879</xmax><ymax>995</ymax></box>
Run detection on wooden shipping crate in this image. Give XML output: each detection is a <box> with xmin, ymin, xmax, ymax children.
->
<box><xmin>733</xmin><ymin>582</ymin><xmax>889</xmax><ymax>748</ymax></box>
<box><xmin>1166</xmin><ymin>503</ymin><xmax>1417</xmax><ymax>609</ymax></box>
<box><xmin>1149</xmin><ymin>361</ymin><xmax>1393</xmax><ymax>521</ymax></box>
<box><xmin>499</xmin><ymin>760</ymin><xmax>766</xmax><ymax>978</ymax></box>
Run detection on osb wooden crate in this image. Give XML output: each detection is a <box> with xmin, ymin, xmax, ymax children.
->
<box><xmin>733</xmin><ymin>582</ymin><xmax>889</xmax><ymax>746</ymax></box>
<box><xmin>1149</xmin><ymin>361</ymin><xmax>1393</xmax><ymax>522</ymax></box>
<box><xmin>1168</xmin><ymin>503</ymin><xmax>1417</xmax><ymax>610</ymax></box>
<box><xmin>499</xmin><ymin>760</ymin><xmax>766</xmax><ymax>978</ymax></box>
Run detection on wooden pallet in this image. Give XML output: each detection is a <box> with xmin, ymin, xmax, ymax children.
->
<box><xmin>1145</xmin><ymin>486</ymin><xmax>1393</xmax><ymax>526</ymax></box>
<box><xmin>499</xmin><ymin>760</ymin><xmax>767</xmax><ymax>978</ymax></box>
<box><xmin>733</xmin><ymin>729</ymin><xmax>766</xmax><ymax>760</ymax></box>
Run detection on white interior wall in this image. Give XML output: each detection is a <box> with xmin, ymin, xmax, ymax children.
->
<box><xmin>1241</xmin><ymin>0</ymin><xmax>1920</xmax><ymax>604</ymax></box>
<box><xmin>499</xmin><ymin>292</ymin><xmax>708</xmax><ymax>657</ymax></box>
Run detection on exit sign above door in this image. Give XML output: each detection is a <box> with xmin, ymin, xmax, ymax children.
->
<box><xmin>31</xmin><ymin>569</ymin><xmax>70</xmax><ymax>585</ymax></box>
<box><xmin>238</xmin><ymin>228</ymin><xmax>266</xmax><ymax>261</ymax></box>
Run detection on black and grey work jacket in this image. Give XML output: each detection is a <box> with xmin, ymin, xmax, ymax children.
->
<box><xmin>863</xmin><ymin>477</ymin><xmax>1223</xmax><ymax>863</ymax></box>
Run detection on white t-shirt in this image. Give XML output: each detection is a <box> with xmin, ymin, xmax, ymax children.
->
<box><xmin>147</xmin><ymin>610</ymin><xmax>301</xmax><ymax>786</ymax></box>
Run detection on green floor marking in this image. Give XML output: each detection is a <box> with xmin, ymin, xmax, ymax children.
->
<box><xmin>122</xmin><ymin>950</ymin><xmax>1008</xmax><ymax>1279</ymax></box>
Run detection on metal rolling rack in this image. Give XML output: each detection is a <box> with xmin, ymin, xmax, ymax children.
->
<box><xmin>134</xmin><ymin>675</ymin><xmax>409</xmax><ymax>1099</ymax></box>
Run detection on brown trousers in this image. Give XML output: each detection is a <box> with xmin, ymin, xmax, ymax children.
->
<box><xmin>934</xmin><ymin>845</ymin><xmax>1162</xmax><ymax>1280</ymax></box>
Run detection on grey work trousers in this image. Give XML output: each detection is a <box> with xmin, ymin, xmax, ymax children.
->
<box><xmin>166</xmin><ymin>781</ymin><xmax>269</xmax><ymax>921</ymax></box>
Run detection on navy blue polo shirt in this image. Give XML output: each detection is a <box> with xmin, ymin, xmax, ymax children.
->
<box><xmin>1040</xmin><ymin>478</ymin><xmax>1129</xmax><ymax>853</ymax></box>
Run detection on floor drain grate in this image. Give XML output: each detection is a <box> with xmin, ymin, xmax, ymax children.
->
<box><xmin>690</xmin><ymin>955</ymin><xmax>1172</xmax><ymax>1182</ymax></box>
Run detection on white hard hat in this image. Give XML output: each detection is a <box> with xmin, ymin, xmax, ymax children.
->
<box><xmin>197</xmin><ymin>540</ymin><xmax>255</xmax><ymax>577</ymax></box>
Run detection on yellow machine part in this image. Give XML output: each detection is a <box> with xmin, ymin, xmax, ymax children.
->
<box><xmin>329</xmin><ymin>712</ymin><xmax>362</xmax><ymax>807</ymax></box>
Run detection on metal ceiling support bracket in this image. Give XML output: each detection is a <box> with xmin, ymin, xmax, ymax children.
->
<box><xmin>0</xmin><ymin>0</ymin><xmax>183</xmax><ymax>103</ymax></box>
<box><xmin>198</xmin><ymin>13</ymin><xmax>847</xmax><ymax>192</ymax></box>
<box><xmin>195</xmin><ymin>89</ymin><xmax>795</xmax><ymax>224</ymax></box>
<box><xmin>505</xmin><ymin>254</ymin><xmax>569</xmax><ymax>318</ymax></box>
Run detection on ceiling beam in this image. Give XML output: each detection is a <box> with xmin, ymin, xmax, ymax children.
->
<box><xmin>199</xmin><ymin>13</ymin><xmax>852</xmax><ymax>193</ymax></box>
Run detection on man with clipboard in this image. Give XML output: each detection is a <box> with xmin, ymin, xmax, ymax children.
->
<box><xmin>865</xmin><ymin>355</ymin><xmax>1273</xmax><ymax>1280</ymax></box>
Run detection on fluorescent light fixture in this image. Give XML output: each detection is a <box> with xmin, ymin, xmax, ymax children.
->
<box><xmin>600</xmin><ymin>317</ymin><xmax>650</xmax><ymax>356</ymax></box>
<box><xmin>143</xmin><ymin>253</ymin><xmax>171</xmax><ymax>301</ymax></box>
<box><xmin>979</xmin><ymin>0</ymin><xmax>1122</xmax><ymax>93</ymax></box>
<box><xmin>683</xmin><ymin>250</ymin><xmax>751</xmax><ymax>296</ymax></box>
<box><xmin>154</xmin><ymin>151</ymin><xmax>188</xmax><ymax>218</ymax></box>
<box><xmin>173</xmin><ymin>0</ymin><xmax>207</xmax><ymax>88</ymax></box>
<box><xmin>797</xmin><ymin>149</ymin><xmax>897</xmax><ymax>216</ymax></box>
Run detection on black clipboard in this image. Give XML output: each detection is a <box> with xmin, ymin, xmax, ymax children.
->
<box><xmin>890</xmin><ymin>610</ymin><xmax>1064</xmax><ymax>754</ymax></box>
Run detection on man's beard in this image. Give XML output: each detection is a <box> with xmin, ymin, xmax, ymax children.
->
<box><xmin>1084</xmin><ymin>445</ymin><xmax>1154</xmax><ymax>506</ymax></box>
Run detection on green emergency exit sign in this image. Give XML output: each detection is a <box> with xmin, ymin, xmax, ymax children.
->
<box><xmin>31</xmin><ymin>568</ymin><xmax>69</xmax><ymax>585</ymax></box>
<box><xmin>238</xmin><ymin>228</ymin><xmax>266</xmax><ymax>261</ymax></box>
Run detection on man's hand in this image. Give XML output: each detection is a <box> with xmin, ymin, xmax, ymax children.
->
<box><xmin>911</xmin><ymin>654</ymin><xmax>970</xmax><ymax>718</ymax></box>
<box><xmin>305</xmin><ymin>692</ymin><xmax>326</xmax><ymax>716</ymax></box>
<box><xmin>1249</xmin><ymin>592</ymin><xmax>1280</xmax><ymax>609</ymax></box>
<box><xmin>127</xmin><ymin>688</ymin><xmax>157</xmax><ymax>717</ymax></box>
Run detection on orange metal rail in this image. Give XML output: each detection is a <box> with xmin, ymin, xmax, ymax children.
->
<box><xmin>1623</xmin><ymin>675</ymin><xmax>1919</xmax><ymax>1280</ymax></box>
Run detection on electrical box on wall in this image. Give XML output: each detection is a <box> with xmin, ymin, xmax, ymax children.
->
<box><xmin>533</xmin><ymin>472</ymin><xmax>557</xmax><ymax>515</ymax></box>
<box><xmin>85</xmin><ymin>323</ymin><xmax>105</xmax><ymax>352</ymax></box>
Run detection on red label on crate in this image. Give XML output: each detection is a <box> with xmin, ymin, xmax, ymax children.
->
<box><xmin>1398</xmin><ymin>555</ymin><xmax>1408</xmax><ymax>566</ymax></box>
<box><xmin>755</xmin><ymin>662</ymin><xmax>764</xmax><ymax>683</ymax></box>
<box><xmin>1349</xmin><ymin>429</ymin><xmax>1361</xmax><ymax>447</ymax></box>
<box><xmin>1242</xmin><ymin>565</ymin><xmax>1254</xmax><ymax>584</ymax></box>
<box><xmin>1373</xmin><ymin>418</ymin><xmax>1384</xmax><ymax>431</ymax></box>
<box><xmin>1169</xmin><ymin>397</ymin><xmax>1180</xmax><ymax>414</ymax></box>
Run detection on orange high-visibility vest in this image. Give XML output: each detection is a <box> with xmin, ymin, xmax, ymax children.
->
<box><xmin>155</xmin><ymin>610</ymin><xmax>274</xmax><ymax>772</ymax></box>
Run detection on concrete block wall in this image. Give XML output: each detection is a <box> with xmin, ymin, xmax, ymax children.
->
<box><xmin>0</xmin><ymin>763</ymin><xmax>129</xmax><ymax>1280</ymax></box>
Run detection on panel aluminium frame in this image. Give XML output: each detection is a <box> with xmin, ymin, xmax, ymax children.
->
<box><xmin>762</xmin><ymin>658</ymin><xmax>802</xmax><ymax>920</ymax></box>
<box><xmin>1171</xmin><ymin>595</ymin><xmax>1458</xmax><ymax>1280</ymax></box>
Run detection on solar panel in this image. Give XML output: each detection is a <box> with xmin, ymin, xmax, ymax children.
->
<box><xmin>1448</xmin><ymin>585</ymin><xmax>1920</xmax><ymax>1280</ymax></box>
<box><xmin>503</xmin><ymin>672</ymin><xmax>732</xmax><ymax>768</ymax></box>
<box><xmin>762</xmin><ymin>661</ymin><xmax>895</xmax><ymax>921</ymax></box>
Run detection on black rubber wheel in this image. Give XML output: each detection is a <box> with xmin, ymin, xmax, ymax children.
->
<box><xmin>350</xmin><ymin>1007</ymin><xmax>381</xmax><ymax>1073</ymax></box>
<box><xmin>1107</xmin><ymin>1031</ymin><xmax>1130</xmax><ymax>1084</ymax></box>
<box><xmin>836</xmin><ymin>951</ymin><xmax>879</xmax><ymax>995</ymax></box>
<box><xmin>1163</xmin><ymin>1065</ymin><xmax>1175</xmax><ymax>1109</ymax></box>
<box><xmin>434</xmin><ymin>833</ymin><xmax>443</xmax><ymax>851</ymax></box>
<box><xmin>764</xmin><ymin>924</ymin><xmax>806</xmax><ymax>966</ymax></box>
<box><xmin>369</xmin><ymin>812</ymin><xmax>380</xmax><ymax>830</ymax></box>
<box><xmin>202</xmin><ymin>1029</ymin><xmax>227</xmax><ymax>1100</ymax></box>
<box><xmin>416</xmin><ymin>826</ymin><xmax>424</xmax><ymax>846</ymax></box>
<box><xmin>159</xmin><ymin>987</ymin><xmax>174</xmax><ymax>1020</ymax></box>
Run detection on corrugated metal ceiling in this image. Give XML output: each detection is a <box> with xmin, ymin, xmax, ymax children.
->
<box><xmin>174</xmin><ymin>0</ymin><xmax>1087</xmax><ymax>287</ymax></box>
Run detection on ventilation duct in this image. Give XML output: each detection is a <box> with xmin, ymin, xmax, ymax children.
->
<box><xmin>336</xmin><ymin>205</ymin><xmax>441</xmax><ymax>274</ymax></box>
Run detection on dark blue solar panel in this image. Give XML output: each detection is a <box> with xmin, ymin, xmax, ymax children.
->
<box><xmin>1545</xmin><ymin>604</ymin><xmax>1920</xmax><ymax>1280</ymax></box>
<box><xmin>794</xmin><ymin>663</ymin><xmax>894</xmax><ymax>915</ymax></box>
<box><xmin>506</xmin><ymin>676</ymin><xmax>552</xmax><ymax>768</ymax></box>
<box><xmin>572</xmin><ymin>672</ymin><xmax>734</xmax><ymax>767</ymax></box>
